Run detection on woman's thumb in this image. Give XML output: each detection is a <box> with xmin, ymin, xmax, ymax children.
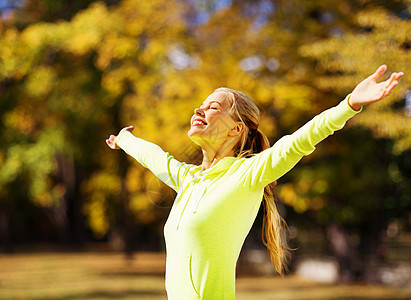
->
<box><xmin>125</xmin><ymin>126</ymin><xmax>134</xmax><ymax>133</ymax></box>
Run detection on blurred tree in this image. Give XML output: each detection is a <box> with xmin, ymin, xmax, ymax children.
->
<box><xmin>0</xmin><ymin>0</ymin><xmax>409</xmax><ymax>283</ymax></box>
<box><xmin>300</xmin><ymin>6</ymin><xmax>410</xmax><ymax>153</ymax></box>
<box><xmin>0</xmin><ymin>0</ymin><xmax>187</xmax><ymax>253</ymax></box>
<box><xmin>12</xmin><ymin>0</ymin><xmax>121</xmax><ymax>25</ymax></box>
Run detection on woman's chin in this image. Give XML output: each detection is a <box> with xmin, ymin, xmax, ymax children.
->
<box><xmin>188</xmin><ymin>130</ymin><xmax>204</xmax><ymax>146</ymax></box>
<box><xmin>188</xmin><ymin>127</ymin><xmax>202</xmax><ymax>138</ymax></box>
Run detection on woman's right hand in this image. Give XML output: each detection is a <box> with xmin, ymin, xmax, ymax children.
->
<box><xmin>106</xmin><ymin>126</ymin><xmax>134</xmax><ymax>150</ymax></box>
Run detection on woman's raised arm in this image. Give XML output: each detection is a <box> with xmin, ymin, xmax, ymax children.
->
<box><xmin>242</xmin><ymin>65</ymin><xmax>404</xmax><ymax>188</ymax></box>
<box><xmin>106</xmin><ymin>125</ymin><xmax>196</xmax><ymax>192</ymax></box>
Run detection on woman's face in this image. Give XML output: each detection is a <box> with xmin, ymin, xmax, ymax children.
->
<box><xmin>188</xmin><ymin>91</ymin><xmax>241</xmax><ymax>149</ymax></box>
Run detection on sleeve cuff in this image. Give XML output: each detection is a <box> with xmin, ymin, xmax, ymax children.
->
<box><xmin>115</xmin><ymin>130</ymin><xmax>133</xmax><ymax>149</ymax></box>
<box><xmin>346</xmin><ymin>94</ymin><xmax>363</xmax><ymax>113</ymax></box>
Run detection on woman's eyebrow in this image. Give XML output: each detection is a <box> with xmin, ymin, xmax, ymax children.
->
<box><xmin>201</xmin><ymin>100</ymin><xmax>221</xmax><ymax>107</ymax></box>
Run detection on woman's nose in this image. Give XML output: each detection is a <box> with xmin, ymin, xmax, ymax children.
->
<box><xmin>194</xmin><ymin>107</ymin><xmax>204</xmax><ymax>116</ymax></box>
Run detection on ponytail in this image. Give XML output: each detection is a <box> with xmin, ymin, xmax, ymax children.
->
<box><xmin>254</xmin><ymin>130</ymin><xmax>290</xmax><ymax>276</ymax></box>
<box><xmin>262</xmin><ymin>181</ymin><xmax>290</xmax><ymax>276</ymax></box>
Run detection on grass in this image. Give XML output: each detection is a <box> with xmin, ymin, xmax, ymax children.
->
<box><xmin>0</xmin><ymin>251</ymin><xmax>410</xmax><ymax>300</ymax></box>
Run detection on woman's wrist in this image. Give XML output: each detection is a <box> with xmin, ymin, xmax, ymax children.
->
<box><xmin>347</xmin><ymin>95</ymin><xmax>362</xmax><ymax>112</ymax></box>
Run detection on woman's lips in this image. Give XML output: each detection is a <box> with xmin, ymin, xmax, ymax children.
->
<box><xmin>192</xmin><ymin>117</ymin><xmax>207</xmax><ymax>126</ymax></box>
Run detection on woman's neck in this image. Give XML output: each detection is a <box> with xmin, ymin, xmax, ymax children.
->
<box><xmin>196</xmin><ymin>134</ymin><xmax>240</xmax><ymax>171</ymax></box>
<box><xmin>200</xmin><ymin>145</ymin><xmax>235</xmax><ymax>171</ymax></box>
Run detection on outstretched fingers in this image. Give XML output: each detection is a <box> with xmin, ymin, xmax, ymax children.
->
<box><xmin>106</xmin><ymin>135</ymin><xmax>118</xmax><ymax>149</ymax></box>
<box><xmin>370</xmin><ymin>64</ymin><xmax>388</xmax><ymax>82</ymax></box>
<box><xmin>106</xmin><ymin>135</ymin><xmax>112</xmax><ymax>146</ymax></box>
<box><xmin>382</xmin><ymin>72</ymin><xmax>404</xmax><ymax>97</ymax></box>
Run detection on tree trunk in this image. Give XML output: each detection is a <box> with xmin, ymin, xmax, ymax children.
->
<box><xmin>119</xmin><ymin>153</ymin><xmax>133</xmax><ymax>260</ymax></box>
<box><xmin>62</xmin><ymin>155</ymin><xmax>85</xmax><ymax>245</ymax></box>
<box><xmin>53</xmin><ymin>153</ymin><xmax>83</xmax><ymax>245</ymax></box>
<box><xmin>112</xmin><ymin>95</ymin><xmax>134</xmax><ymax>259</ymax></box>
<box><xmin>0</xmin><ymin>210</ymin><xmax>13</xmax><ymax>253</ymax></box>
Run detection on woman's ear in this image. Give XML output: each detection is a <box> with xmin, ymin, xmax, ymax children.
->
<box><xmin>229</xmin><ymin>122</ymin><xmax>244</xmax><ymax>137</ymax></box>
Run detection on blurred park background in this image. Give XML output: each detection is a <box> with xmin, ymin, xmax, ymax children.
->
<box><xmin>0</xmin><ymin>0</ymin><xmax>410</xmax><ymax>298</ymax></box>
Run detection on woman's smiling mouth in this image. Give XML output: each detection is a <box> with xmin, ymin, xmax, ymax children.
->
<box><xmin>192</xmin><ymin>118</ymin><xmax>207</xmax><ymax>126</ymax></box>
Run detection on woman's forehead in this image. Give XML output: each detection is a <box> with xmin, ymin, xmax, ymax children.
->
<box><xmin>202</xmin><ymin>91</ymin><xmax>232</xmax><ymax>107</ymax></box>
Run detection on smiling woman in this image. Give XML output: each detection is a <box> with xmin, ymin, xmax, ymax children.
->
<box><xmin>106</xmin><ymin>65</ymin><xmax>403</xmax><ymax>300</ymax></box>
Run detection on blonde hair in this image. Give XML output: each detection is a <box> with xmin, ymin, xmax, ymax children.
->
<box><xmin>215</xmin><ymin>87</ymin><xmax>290</xmax><ymax>275</ymax></box>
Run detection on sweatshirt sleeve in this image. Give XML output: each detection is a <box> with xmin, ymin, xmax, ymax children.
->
<box><xmin>243</xmin><ymin>95</ymin><xmax>362</xmax><ymax>189</ymax></box>
<box><xmin>115</xmin><ymin>131</ymin><xmax>193</xmax><ymax>192</ymax></box>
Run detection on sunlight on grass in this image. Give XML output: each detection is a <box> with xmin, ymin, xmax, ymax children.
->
<box><xmin>236</xmin><ymin>276</ymin><xmax>411</xmax><ymax>300</ymax></box>
<box><xmin>0</xmin><ymin>252</ymin><xmax>410</xmax><ymax>300</ymax></box>
<box><xmin>0</xmin><ymin>252</ymin><xmax>167</xmax><ymax>300</ymax></box>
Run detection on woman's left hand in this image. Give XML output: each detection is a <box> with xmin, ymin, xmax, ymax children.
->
<box><xmin>349</xmin><ymin>65</ymin><xmax>404</xmax><ymax>111</ymax></box>
<box><xmin>106</xmin><ymin>126</ymin><xmax>134</xmax><ymax>150</ymax></box>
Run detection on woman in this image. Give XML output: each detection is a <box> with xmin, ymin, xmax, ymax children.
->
<box><xmin>106</xmin><ymin>65</ymin><xmax>403</xmax><ymax>299</ymax></box>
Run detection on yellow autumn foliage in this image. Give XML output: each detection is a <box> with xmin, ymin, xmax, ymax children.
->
<box><xmin>0</xmin><ymin>0</ymin><xmax>409</xmax><ymax>237</ymax></box>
